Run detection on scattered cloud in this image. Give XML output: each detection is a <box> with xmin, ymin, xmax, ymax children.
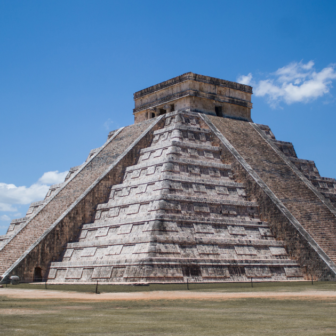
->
<box><xmin>237</xmin><ymin>73</ymin><xmax>252</xmax><ymax>85</ymax></box>
<box><xmin>103</xmin><ymin>118</ymin><xmax>114</xmax><ymax>131</ymax></box>
<box><xmin>0</xmin><ymin>170</ymin><xmax>68</xmax><ymax>213</ymax></box>
<box><xmin>0</xmin><ymin>215</ymin><xmax>10</xmax><ymax>221</ymax></box>
<box><xmin>0</xmin><ymin>203</ymin><xmax>17</xmax><ymax>212</ymax></box>
<box><xmin>38</xmin><ymin>171</ymin><xmax>68</xmax><ymax>185</ymax></box>
<box><xmin>237</xmin><ymin>61</ymin><xmax>336</xmax><ymax>107</ymax></box>
<box><xmin>0</xmin><ymin>182</ymin><xmax>50</xmax><ymax>206</ymax></box>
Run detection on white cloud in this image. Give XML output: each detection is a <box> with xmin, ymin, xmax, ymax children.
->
<box><xmin>237</xmin><ymin>73</ymin><xmax>252</xmax><ymax>85</ymax></box>
<box><xmin>38</xmin><ymin>171</ymin><xmax>68</xmax><ymax>185</ymax></box>
<box><xmin>0</xmin><ymin>215</ymin><xmax>10</xmax><ymax>221</ymax></box>
<box><xmin>0</xmin><ymin>183</ymin><xmax>50</xmax><ymax>205</ymax></box>
<box><xmin>0</xmin><ymin>203</ymin><xmax>17</xmax><ymax>212</ymax></box>
<box><xmin>0</xmin><ymin>171</ymin><xmax>68</xmax><ymax>211</ymax></box>
<box><xmin>237</xmin><ymin>61</ymin><xmax>336</xmax><ymax>107</ymax></box>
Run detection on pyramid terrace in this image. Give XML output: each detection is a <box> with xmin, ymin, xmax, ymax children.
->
<box><xmin>0</xmin><ymin>73</ymin><xmax>336</xmax><ymax>284</ymax></box>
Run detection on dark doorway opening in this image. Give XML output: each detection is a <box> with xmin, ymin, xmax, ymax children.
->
<box><xmin>159</xmin><ymin>109</ymin><xmax>166</xmax><ymax>115</ymax></box>
<box><xmin>33</xmin><ymin>267</ymin><xmax>43</xmax><ymax>282</ymax></box>
<box><xmin>151</xmin><ymin>112</ymin><xmax>156</xmax><ymax>118</ymax></box>
<box><xmin>170</xmin><ymin>104</ymin><xmax>175</xmax><ymax>112</ymax></box>
<box><xmin>215</xmin><ymin>106</ymin><xmax>223</xmax><ymax>117</ymax></box>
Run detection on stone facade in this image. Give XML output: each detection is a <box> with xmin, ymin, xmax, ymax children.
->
<box><xmin>48</xmin><ymin>111</ymin><xmax>304</xmax><ymax>283</ymax></box>
<box><xmin>133</xmin><ymin>72</ymin><xmax>252</xmax><ymax>124</ymax></box>
<box><xmin>0</xmin><ymin>73</ymin><xmax>335</xmax><ymax>284</ymax></box>
<box><xmin>204</xmin><ymin>116</ymin><xmax>336</xmax><ymax>279</ymax></box>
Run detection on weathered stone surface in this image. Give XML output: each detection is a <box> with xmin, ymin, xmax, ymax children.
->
<box><xmin>48</xmin><ymin>111</ymin><xmax>304</xmax><ymax>283</ymax></box>
<box><xmin>2</xmin><ymin>73</ymin><xmax>335</xmax><ymax>284</ymax></box>
<box><xmin>133</xmin><ymin>72</ymin><xmax>252</xmax><ymax>123</ymax></box>
<box><xmin>204</xmin><ymin>115</ymin><xmax>336</xmax><ymax>279</ymax></box>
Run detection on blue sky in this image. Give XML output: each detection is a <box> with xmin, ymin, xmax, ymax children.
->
<box><xmin>1</xmin><ymin>0</ymin><xmax>336</xmax><ymax>234</ymax></box>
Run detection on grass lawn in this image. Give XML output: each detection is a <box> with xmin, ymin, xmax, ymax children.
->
<box><xmin>0</xmin><ymin>282</ymin><xmax>335</xmax><ymax>335</ymax></box>
<box><xmin>0</xmin><ymin>297</ymin><xmax>335</xmax><ymax>336</ymax></box>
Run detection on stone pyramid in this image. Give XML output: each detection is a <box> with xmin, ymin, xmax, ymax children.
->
<box><xmin>1</xmin><ymin>72</ymin><xmax>336</xmax><ymax>284</ymax></box>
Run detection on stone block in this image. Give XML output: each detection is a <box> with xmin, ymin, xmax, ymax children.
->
<box><xmin>118</xmin><ymin>224</ymin><xmax>132</xmax><ymax>234</ymax></box>
<box><xmin>92</xmin><ymin>266</ymin><xmax>113</xmax><ymax>279</ymax></box>
<box><xmin>284</xmin><ymin>267</ymin><xmax>303</xmax><ymax>277</ymax></box>
<box><xmin>64</xmin><ymin>249</ymin><xmax>74</xmax><ymax>258</ymax></box>
<box><xmin>235</xmin><ymin>246</ymin><xmax>257</xmax><ymax>255</ymax></box>
<box><xmin>197</xmin><ymin>245</ymin><xmax>219</xmax><ymax>254</ymax></box>
<box><xmin>194</xmin><ymin>224</ymin><xmax>214</xmax><ymax>234</ymax></box>
<box><xmin>106</xmin><ymin>245</ymin><xmax>123</xmax><ymax>255</ymax></box>
<box><xmin>228</xmin><ymin>226</ymin><xmax>246</xmax><ymax>235</ymax></box>
<box><xmin>269</xmin><ymin>247</ymin><xmax>287</xmax><ymax>256</ymax></box>
<box><xmin>95</xmin><ymin>227</ymin><xmax>109</xmax><ymax>237</ymax></box>
<box><xmin>245</xmin><ymin>266</ymin><xmax>272</xmax><ymax>278</ymax></box>
<box><xmin>81</xmin><ymin>248</ymin><xmax>97</xmax><ymax>257</ymax></box>
<box><xmin>201</xmin><ymin>267</ymin><xmax>230</xmax><ymax>278</ymax></box>
<box><xmin>48</xmin><ymin>268</ymin><xmax>57</xmax><ymax>279</ymax></box>
<box><xmin>65</xmin><ymin>268</ymin><xmax>83</xmax><ymax>279</ymax></box>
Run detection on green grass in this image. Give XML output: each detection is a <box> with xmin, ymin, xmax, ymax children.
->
<box><xmin>0</xmin><ymin>297</ymin><xmax>335</xmax><ymax>335</ymax></box>
<box><xmin>3</xmin><ymin>280</ymin><xmax>336</xmax><ymax>293</ymax></box>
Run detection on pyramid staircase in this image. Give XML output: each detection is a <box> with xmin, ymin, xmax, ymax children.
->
<box><xmin>49</xmin><ymin>111</ymin><xmax>304</xmax><ymax>283</ymax></box>
<box><xmin>205</xmin><ymin>115</ymin><xmax>336</xmax><ymax>274</ymax></box>
<box><xmin>258</xmin><ymin>124</ymin><xmax>336</xmax><ymax>209</ymax></box>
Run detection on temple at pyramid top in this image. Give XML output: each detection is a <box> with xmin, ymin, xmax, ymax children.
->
<box><xmin>133</xmin><ymin>72</ymin><xmax>253</xmax><ymax>123</ymax></box>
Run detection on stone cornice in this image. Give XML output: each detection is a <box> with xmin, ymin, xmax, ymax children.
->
<box><xmin>134</xmin><ymin>72</ymin><xmax>253</xmax><ymax>100</ymax></box>
<box><xmin>133</xmin><ymin>89</ymin><xmax>253</xmax><ymax>113</ymax></box>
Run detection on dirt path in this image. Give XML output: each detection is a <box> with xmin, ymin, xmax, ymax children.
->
<box><xmin>1</xmin><ymin>288</ymin><xmax>336</xmax><ymax>301</ymax></box>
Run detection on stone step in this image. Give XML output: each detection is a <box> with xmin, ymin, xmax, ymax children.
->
<box><xmin>206</xmin><ymin>115</ymin><xmax>336</xmax><ymax>270</ymax></box>
<box><xmin>82</xmin><ymin>215</ymin><xmax>268</xmax><ymax>230</ymax></box>
<box><xmin>125</xmin><ymin>156</ymin><xmax>231</xmax><ymax>173</ymax></box>
<box><xmin>96</xmin><ymin>193</ymin><xmax>257</xmax><ymax>211</ymax></box>
<box><xmin>110</xmin><ymin>173</ymin><xmax>243</xmax><ymax>191</ymax></box>
<box><xmin>66</xmin><ymin>235</ymin><xmax>285</xmax><ymax>249</ymax></box>
<box><xmin>138</xmin><ymin>145</ymin><xmax>222</xmax><ymax>166</ymax></box>
<box><xmin>153</xmin><ymin>124</ymin><xmax>211</xmax><ymax>135</ymax></box>
<box><xmin>140</xmin><ymin>140</ymin><xmax>220</xmax><ymax>154</ymax></box>
<box><xmin>107</xmin><ymin>181</ymin><xmax>247</xmax><ymax>205</ymax></box>
<box><xmin>50</xmin><ymin>258</ymin><xmax>299</xmax><ymax>269</ymax></box>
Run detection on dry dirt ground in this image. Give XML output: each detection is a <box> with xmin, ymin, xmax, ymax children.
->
<box><xmin>1</xmin><ymin>288</ymin><xmax>336</xmax><ymax>301</ymax></box>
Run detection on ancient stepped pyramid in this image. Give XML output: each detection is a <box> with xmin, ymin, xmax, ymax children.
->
<box><xmin>1</xmin><ymin>72</ymin><xmax>336</xmax><ymax>284</ymax></box>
